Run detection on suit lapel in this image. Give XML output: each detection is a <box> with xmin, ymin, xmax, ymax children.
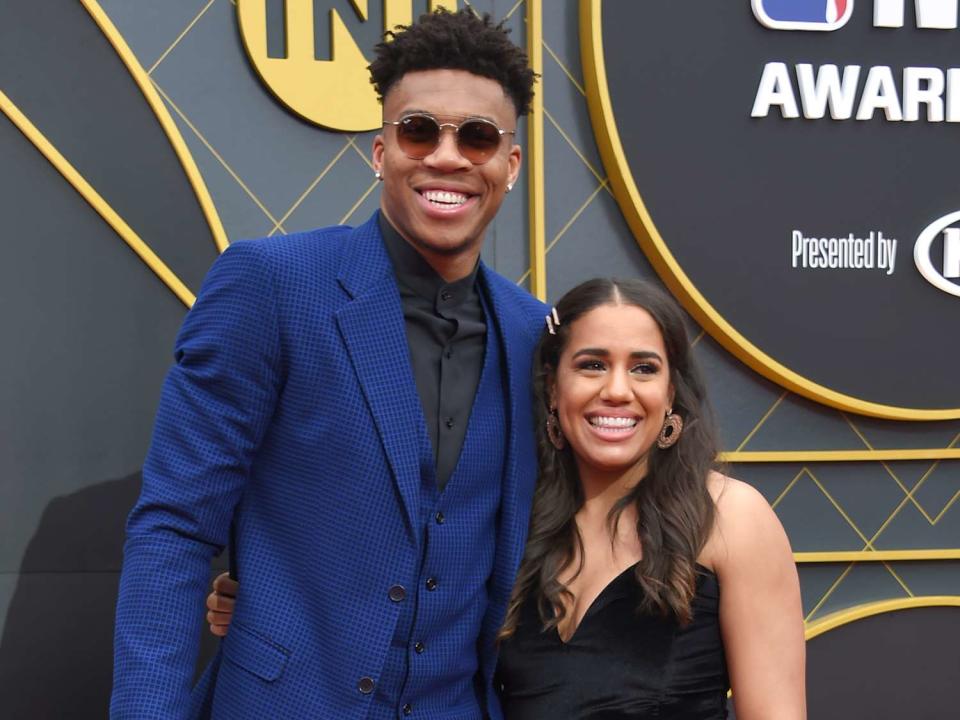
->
<box><xmin>478</xmin><ymin>267</ymin><xmax>539</xmax><ymax>601</ymax></box>
<box><xmin>335</xmin><ymin>215</ymin><xmax>423</xmax><ymax>536</ymax></box>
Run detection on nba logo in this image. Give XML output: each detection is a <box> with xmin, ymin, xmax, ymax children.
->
<box><xmin>752</xmin><ymin>0</ymin><xmax>854</xmax><ymax>30</ymax></box>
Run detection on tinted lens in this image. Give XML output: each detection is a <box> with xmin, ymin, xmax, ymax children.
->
<box><xmin>457</xmin><ymin>120</ymin><xmax>501</xmax><ymax>163</ymax></box>
<box><xmin>397</xmin><ymin>115</ymin><xmax>440</xmax><ymax>159</ymax></box>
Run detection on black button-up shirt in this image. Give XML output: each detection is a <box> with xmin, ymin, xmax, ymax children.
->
<box><xmin>380</xmin><ymin>214</ymin><xmax>486</xmax><ymax>491</ymax></box>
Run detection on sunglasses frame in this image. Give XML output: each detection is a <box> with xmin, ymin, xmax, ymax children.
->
<box><xmin>382</xmin><ymin>113</ymin><xmax>516</xmax><ymax>165</ymax></box>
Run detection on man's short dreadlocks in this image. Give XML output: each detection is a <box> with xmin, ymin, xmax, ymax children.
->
<box><xmin>368</xmin><ymin>8</ymin><xmax>536</xmax><ymax>116</ymax></box>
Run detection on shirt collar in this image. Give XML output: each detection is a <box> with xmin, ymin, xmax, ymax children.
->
<box><xmin>379</xmin><ymin>211</ymin><xmax>480</xmax><ymax>307</ymax></box>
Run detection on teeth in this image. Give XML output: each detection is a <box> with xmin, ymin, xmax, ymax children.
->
<box><xmin>422</xmin><ymin>190</ymin><xmax>468</xmax><ymax>206</ymax></box>
<box><xmin>589</xmin><ymin>416</ymin><xmax>637</xmax><ymax>428</ymax></box>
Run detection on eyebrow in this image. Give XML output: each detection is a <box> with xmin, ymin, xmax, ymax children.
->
<box><xmin>400</xmin><ymin>109</ymin><xmax>499</xmax><ymax>124</ymax></box>
<box><xmin>571</xmin><ymin>348</ymin><xmax>663</xmax><ymax>362</ymax></box>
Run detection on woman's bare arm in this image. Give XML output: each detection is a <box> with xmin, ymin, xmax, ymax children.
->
<box><xmin>705</xmin><ymin>474</ymin><xmax>806</xmax><ymax>720</ymax></box>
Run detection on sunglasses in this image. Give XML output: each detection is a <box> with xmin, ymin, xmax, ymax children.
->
<box><xmin>383</xmin><ymin>113</ymin><xmax>516</xmax><ymax>165</ymax></box>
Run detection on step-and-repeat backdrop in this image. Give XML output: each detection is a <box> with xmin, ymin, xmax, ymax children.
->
<box><xmin>1</xmin><ymin>1</ymin><xmax>958</xmax><ymax>716</ymax></box>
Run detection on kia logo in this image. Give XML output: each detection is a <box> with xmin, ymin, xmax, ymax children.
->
<box><xmin>915</xmin><ymin>211</ymin><xmax>960</xmax><ymax>297</ymax></box>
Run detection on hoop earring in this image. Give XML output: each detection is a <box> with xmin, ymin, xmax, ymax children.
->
<box><xmin>546</xmin><ymin>407</ymin><xmax>565</xmax><ymax>450</ymax></box>
<box><xmin>657</xmin><ymin>409</ymin><xmax>683</xmax><ymax>449</ymax></box>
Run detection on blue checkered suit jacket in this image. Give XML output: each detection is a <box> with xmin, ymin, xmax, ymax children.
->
<box><xmin>111</xmin><ymin>213</ymin><xmax>548</xmax><ymax>719</ymax></box>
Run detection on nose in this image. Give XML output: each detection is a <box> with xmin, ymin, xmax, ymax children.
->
<box><xmin>422</xmin><ymin>126</ymin><xmax>472</xmax><ymax>171</ymax></box>
<box><xmin>599</xmin><ymin>367</ymin><xmax>632</xmax><ymax>403</ymax></box>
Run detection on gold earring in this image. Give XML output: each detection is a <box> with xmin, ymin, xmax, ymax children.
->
<box><xmin>546</xmin><ymin>407</ymin><xmax>565</xmax><ymax>450</ymax></box>
<box><xmin>657</xmin><ymin>409</ymin><xmax>683</xmax><ymax>449</ymax></box>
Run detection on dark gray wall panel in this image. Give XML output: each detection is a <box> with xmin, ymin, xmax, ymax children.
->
<box><xmin>0</xmin><ymin>0</ymin><xmax>219</xmax><ymax>292</ymax></box>
<box><xmin>807</xmin><ymin>607</ymin><xmax>960</xmax><ymax>719</ymax></box>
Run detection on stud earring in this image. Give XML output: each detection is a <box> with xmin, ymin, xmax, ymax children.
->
<box><xmin>656</xmin><ymin>409</ymin><xmax>683</xmax><ymax>449</ymax></box>
<box><xmin>546</xmin><ymin>406</ymin><xmax>565</xmax><ymax>450</ymax></box>
<box><xmin>506</xmin><ymin>182</ymin><xmax>514</xmax><ymax>193</ymax></box>
<box><xmin>375</xmin><ymin>170</ymin><xmax>382</xmax><ymax>181</ymax></box>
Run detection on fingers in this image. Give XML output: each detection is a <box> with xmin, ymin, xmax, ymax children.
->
<box><xmin>207</xmin><ymin>572</ymin><xmax>239</xmax><ymax>637</ymax></box>
<box><xmin>212</xmin><ymin>572</ymin><xmax>239</xmax><ymax>598</ymax></box>
<box><xmin>207</xmin><ymin>609</ymin><xmax>233</xmax><ymax>634</ymax></box>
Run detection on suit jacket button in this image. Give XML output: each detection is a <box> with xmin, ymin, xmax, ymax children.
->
<box><xmin>425</xmin><ymin>577</ymin><xmax>438</xmax><ymax>591</ymax></box>
<box><xmin>403</xmin><ymin>703</ymin><xmax>413</xmax><ymax>715</ymax></box>
<box><xmin>414</xmin><ymin>641</ymin><xmax>425</xmax><ymax>654</ymax></box>
<box><xmin>358</xmin><ymin>677</ymin><xmax>375</xmax><ymax>694</ymax></box>
<box><xmin>388</xmin><ymin>585</ymin><xmax>406</xmax><ymax>602</ymax></box>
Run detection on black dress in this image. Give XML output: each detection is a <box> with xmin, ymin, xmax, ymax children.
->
<box><xmin>496</xmin><ymin>565</ymin><xmax>729</xmax><ymax>719</ymax></box>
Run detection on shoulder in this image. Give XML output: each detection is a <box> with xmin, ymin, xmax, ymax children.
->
<box><xmin>208</xmin><ymin>223</ymin><xmax>366</xmax><ymax>301</ymax></box>
<box><xmin>480</xmin><ymin>265</ymin><xmax>550</xmax><ymax>336</ymax></box>
<box><xmin>706</xmin><ymin>471</ymin><xmax>770</xmax><ymax>518</ymax></box>
<box><xmin>701</xmin><ymin>472</ymin><xmax>792</xmax><ymax>572</ymax></box>
<box><xmin>232</xmin><ymin>223</ymin><xmax>356</xmax><ymax>270</ymax></box>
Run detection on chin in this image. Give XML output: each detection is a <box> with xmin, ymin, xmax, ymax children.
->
<box><xmin>413</xmin><ymin>229</ymin><xmax>479</xmax><ymax>257</ymax></box>
<box><xmin>581</xmin><ymin>454</ymin><xmax>643</xmax><ymax>476</ymax></box>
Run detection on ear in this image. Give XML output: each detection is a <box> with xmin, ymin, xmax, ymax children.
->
<box><xmin>667</xmin><ymin>383</ymin><xmax>676</xmax><ymax>414</ymax></box>
<box><xmin>372</xmin><ymin>134</ymin><xmax>385</xmax><ymax>174</ymax></box>
<box><xmin>546</xmin><ymin>368</ymin><xmax>558</xmax><ymax>409</ymax></box>
<box><xmin>507</xmin><ymin>143</ymin><xmax>522</xmax><ymax>189</ymax></box>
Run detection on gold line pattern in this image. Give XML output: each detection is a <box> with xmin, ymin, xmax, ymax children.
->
<box><xmin>543</xmin><ymin>107</ymin><xmax>607</xmax><ymax>186</ymax></box>
<box><xmin>84</xmin><ymin>0</ymin><xmax>229</xmax><ymax>252</ymax></box>
<box><xmin>882</xmin><ymin>561</ymin><xmax>915</xmax><ymax>597</ymax></box>
<box><xmin>805</xmin><ymin>596</ymin><xmax>960</xmax><ymax>639</ymax></box>
<box><xmin>152</xmin><ymin>80</ymin><xmax>286</xmax><ymax>233</ymax></box>
<box><xmin>504</xmin><ymin>0</ymin><xmax>526</xmax><ymax>22</ymax></box>
<box><xmin>722</xmin><ymin>449</ymin><xmax>960</xmax><ymax>462</ymax></box>
<box><xmin>733</xmin><ymin>391</ymin><xmax>787</xmax><ymax>452</ymax></box>
<box><xmin>339</xmin><ymin>179</ymin><xmax>380</xmax><ymax>225</ymax></box>
<box><xmin>147</xmin><ymin>0</ymin><xmax>218</xmax><ymax>75</ymax></box>
<box><xmin>805</xmin><ymin>563</ymin><xmax>855</xmax><ymax>622</ymax></box>
<box><xmin>796</xmin><ymin>550</ymin><xmax>960</xmax><ymax>562</ymax></box>
<box><xmin>808</xmin><ymin>470</ymin><xmax>875</xmax><ymax>549</ymax></box>
<box><xmin>0</xmin><ymin>89</ymin><xmax>195</xmax><ymax>308</ymax></box>
<box><xmin>526</xmin><ymin>0</ymin><xmax>546</xmax><ymax>301</ymax></box>
<box><xmin>545</xmin><ymin>181</ymin><xmax>607</xmax><ymax>253</ymax></box>
<box><xmin>866</xmin><ymin>459</ymin><xmax>957</xmax><ymax>547</ymax></box>
<box><xmin>771</xmin><ymin>468</ymin><xmax>806</xmax><ymax>509</ymax></box>
<box><xmin>543</xmin><ymin>40</ymin><xmax>586</xmax><ymax>97</ymax></box>
<box><xmin>349</xmin><ymin>136</ymin><xmax>375</xmax><ymax>170</ymax></box>
<box><xmin>269</xmin><ymin>138</ymin><xmax>354</xmax><ymax>235</ymax></box>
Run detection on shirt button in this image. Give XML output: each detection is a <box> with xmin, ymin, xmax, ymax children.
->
<box><xmin>445</xmin><ymin>417</ymin><xmax>454</xmax><ymax>429</ymax></box>
<box><xmin>440</xmin><ymin>290</ymin><xmax>453</xmax><ymax>301</ymax></box>
<box><xmin>425</xmin><ymin>577</ymin><xmax>438</xmax><ymax>591</ymax></box>
<box><xmin>388</xmin><ymin>585</ymin><xmax>406</xmax><ymax>602</ymax></box>
<box><xmin>444</xmin><ymin>348</ymin><xmax>453</xmax><ymax>359</ymax></box>
<box><xmin>358</xmin><ymin>677</ymin><xmax>375</xmax><ymax>694</ymax></box>
<box><xmin>403</xmin><ymin>703</ymin><xmax>413</xmax><ymax>715</ymax></box>
<box><xmin>435</xmin><ymin>511</ymin><xmax>445</xmax><ymax>525</ymax></box>
<box><xmin>414</xmin><ymin>641</ymin><xmax>425</xmax><ymax>654</ymax></box>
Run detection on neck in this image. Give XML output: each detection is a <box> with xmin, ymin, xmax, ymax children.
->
<box><xmin>576</xmin><ymin>459</ymin><xmax>647</xmax><ymax>519</ymax></box>
<box><xmin>414</xmin><ymin>242</ymin><xmax>481</xmax><ymax>283</ymax></box>
<box><xmin>380</xmin><ymin>209</ymin><xmax>483</xmax><ymax>283</ymax></box>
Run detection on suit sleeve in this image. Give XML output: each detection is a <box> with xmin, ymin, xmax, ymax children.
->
<box><xmin>111</xmin><ymin>241</ymin><xmax>282</xmax><ymax>719</ymax></box>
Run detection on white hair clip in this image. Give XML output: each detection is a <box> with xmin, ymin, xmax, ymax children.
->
<box><xmin>545</xmin><ymin>307</ymin><xmax>561</xmax><ymax>335</ymax></box>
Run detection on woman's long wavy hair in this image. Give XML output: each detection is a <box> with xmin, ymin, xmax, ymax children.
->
<box><xmin>500</xmin><ymin>278</ymin><xmax>721</xmax><ymax>639</ymax></box>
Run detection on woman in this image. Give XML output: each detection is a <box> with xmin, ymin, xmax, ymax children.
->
<box><xmin>206</xmin><ymin>278</ymin><xmax>806</xmax><ymax>718</ymax></box>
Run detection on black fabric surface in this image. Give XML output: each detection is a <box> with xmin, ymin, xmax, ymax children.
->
<box><xmin>497</xmin><ymin>566</ymin><xmax>729</xmax><ymax>719</ymax></box>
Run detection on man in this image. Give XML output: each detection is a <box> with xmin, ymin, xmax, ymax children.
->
<box><xmin>111</xmin><ymin>9</ymin><xmax>545</xmax><ymax>720</ymax></box>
